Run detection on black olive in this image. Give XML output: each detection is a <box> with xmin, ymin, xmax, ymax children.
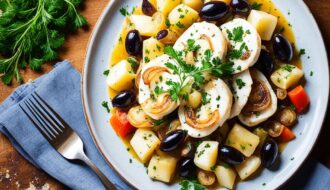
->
<box><xmin>230</xmin><ymin>0</ymin><xmax>251</xmax><ymax>17</ymax></box>
<box><xmin>200</xmin><ymin>2</ymin><xmax>230</xmax><ymax>21</ymax></box>
<box><xmin>273</xmin><ymin>34</ymin><xmax>293</xmax><ymax>62</ymax></box>
<box><xmin>142</xmin><ymin>0</ymin><xmax>156</xmax><ymax>16</ymax></box>
<box><xmin>254</xmin><ymin>49</ymin><xmax>274</xmax><ymax>75</ymax></box>
<box><xmin>156</xmin><ymin>30</ymin><xmax>168</xmax><ymax>40</ymax></box>
<box><xmin>179</xmin><ymin>157</ymin><xmax>196</xmax><ymax>179</ymax></box>
<box><xmin>219</xmin><ymin>145</ymin><xmax>245</xmax><ymax>165</ymax></box>
<box><xmin>160</xmin><ymin>130</ymin><xmax>187</xmax><ymax>152</ymax></box>
<box><xmin>125</xmin><ymin>30</ymin><xmax>143</xmax><ymax>56</ymax></box>
<box><xmin>112</xmin><ymin>90</ymin><xmax>136</xmax><ymax>108</ymax></box>
<box><xmin>260</xmin><ymin>139</ymin><xmax>279</xmax><ymax>168</ymax></box>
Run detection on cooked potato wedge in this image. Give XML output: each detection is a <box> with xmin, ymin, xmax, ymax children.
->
<box><xmin>270</xmin><ymin>64</ymin><xmax>304</xmax><ymax>89</ymax></box>
<box><xmin>225</xmin><ymin>123</ymin><xmax>260</xmax><ymax>157</ymax></box>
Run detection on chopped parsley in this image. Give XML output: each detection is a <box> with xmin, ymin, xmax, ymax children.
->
<box><xmin>204</xmin><ymin>143</ymin><xmax>211</xmax><ymax>148</ymax></box>
<box><xmin>282</xmin><ymin>64</ymin><xmax>294</xmax><ymax>72</ymax></box>
<box><xmin>251</xmin><ymin>2</ymin><xmax>263</xmax><ymax>10</ymax></box>
<box><xmin>144</xmin><ymin>57</ymin><xmax>150</xmax><ymax>63</ymax></box>
<box><xmin>201</xmin><ymin>92</ymin><xmax>210</xmax><ymax>105</ymax></box>
<box><xmin>154</xmin><ymin>86</ymin><xmax>164</xmax><ymax>95</ymax></box>
<box><xmin>165</xmin><ymin>18</ymin><xmax>171</xmax><ymax>27</ymax></box>
<box><xmin>180</xmin><ymin>180</ymin><xmax>205</xmax><ymax>190</ymax></box>
<box><xmin>197</xmin><ymin>149</ymin><xmax>205</xmax><ymax>157</ymax></box>
<box><xmin>236</xmin><ymin>78</ymin><xmax>246</xmax><ymax>89</ymax></box>
<box><xmin>103</xmin><ymin>69</ymin><xmax>109</xmax><ymax>76</ymax></box>
<box><xmin>298</xmin><ymin>49</ymin><xmax>306</xmax><ymax>57</ymax></box>
<box><xmin>119</xmin><ymin>7</ymin><xmax>130</xmax><ymax>16</ymax></box>
<box><xmin>310</xmin><ymin>71</ymin><xmax>314</xmax><ymax>76</ymax></box>
<box><xmin>101</xmin><ymin>101</ymin><xmax>110</xmax><ymax>113</ymax></box>
<box><xmin>176</xmin><ymin>21</ymin><xmax>185</xmax><ymax>28</ymax></box>
<box><xmin>227</xmin><ymin>27</ymin><xmax>244</xmax><ymax>42</ymax></box>
<box><xmin>127</xmin><ymin>57</ymin><xmax>139</xmax><ymax>73</ymax></box>
<box><xmin>187</xmin><ymin>39</ymin><xmax>201</xmax><ymax>52</ymax></box>
<box><xmin>129</xmin><ymin>158</ymin><xmax>132</xmax><ymax>163</ymax></box>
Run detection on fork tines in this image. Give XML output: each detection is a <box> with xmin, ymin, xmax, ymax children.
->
<box><xmin>19</xmin><ymin>92</ymin><xmax>67</xmax><ymax>143</ymax></box>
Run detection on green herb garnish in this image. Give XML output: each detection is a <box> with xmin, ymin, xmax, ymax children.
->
<box><xmin>251</xmin><ymin>2</ymin><xmax>263</xmax><ymax>10</ymax></box>
<box><xmin>180</xmin><ymin>179</ymin><xmax>205</xmax><ymax>190</ymax></box>
<box><xmin>163</xmin><ymin>46</ymin><xmax>234</xmax><ymax>101</ymax></box>
<box><xmin>0</xmin><ymin>0</ymin><xmax>87</xmax><ymax>84</ymax></box>
<box><xmin>236</xmin><ymin>79</ymin><xmax>246</xmax><ymax>89</ymax></box>
<box><xmin>101</xmin><ymin>101</ymin><xmax>110</xmax><ymax>113</ymax></box>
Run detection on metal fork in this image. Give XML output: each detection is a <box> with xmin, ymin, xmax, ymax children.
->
<box><xmin>19</xmin><ymin>92</ymin><xmax>116</xmax><ymax>190</ymax></box>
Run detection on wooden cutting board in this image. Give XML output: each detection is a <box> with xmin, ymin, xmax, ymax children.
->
<box><xmin>0</xmin><ymin>0</ymin><xmax>329</xmax><ymax>189</ymax></box>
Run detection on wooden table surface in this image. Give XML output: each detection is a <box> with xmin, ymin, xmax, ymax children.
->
<box><xmin>0</xmin><ymin>0</ymin><xmax>329</xmax><ymax>189</ymax></box>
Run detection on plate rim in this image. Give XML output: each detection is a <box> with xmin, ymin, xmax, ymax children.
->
<box><xmin>81</xmin><ymin>0</ymin><xmax>329</xmax><ymax>189</ymax></box>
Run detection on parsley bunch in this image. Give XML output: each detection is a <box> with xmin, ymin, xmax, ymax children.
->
<box><xmin>0</xmin><ymin>0</ymin><xmax>87</xmax><ymax>84</ymax></box>
<box><xmin>163</xmin><ymin>45</ymin><xmax>234</xmax><ymax>101</ymax></box>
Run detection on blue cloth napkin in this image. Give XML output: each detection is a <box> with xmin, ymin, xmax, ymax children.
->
<box><xmin>0</xmin><ymin>61</ymin><xmax>131</xmax><ymax>190</ymax></box>
<box><xmin>0</xmin><ymin>61</ymin><xmax>329</xmax><ymax>190</ymax></box>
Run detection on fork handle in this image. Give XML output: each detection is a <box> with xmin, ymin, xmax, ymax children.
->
<box><xmin>77</xmin><ymin>152</ymin><xmax>117</xmax><ymax>190</ymax></box>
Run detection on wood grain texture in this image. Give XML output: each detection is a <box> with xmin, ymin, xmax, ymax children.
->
<box><xmin>0</xmin><ymin>0</ymin><xmax>329</xmax><ymax>189</ymax></box>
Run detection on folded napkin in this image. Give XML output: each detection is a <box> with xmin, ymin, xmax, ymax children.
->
<box><xmin>0</xmin><ymin>61</ymin><xmax>131</xmax><ymax>190</ymax></box>
<box><xmin>0</xmin><ymin>61</ymin><xmax>329</xmax><ymax>190</ymax></box>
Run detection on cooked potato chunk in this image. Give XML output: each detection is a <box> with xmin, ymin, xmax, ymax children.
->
<box><xmin>225</xmin><ymin>123</ymin><xmax>260</xmax><ymax>157</ymax></box>
<box><xmin>130</xmin><ymin>12</ymin><xmax>166</xmax><ymax>37</ymax></box>
<box><xmin>110</xmin><ymin>18</ymin><xmax>134</xmax><ymax>66</ymax></box>
<box><xmin>194</xmin><ymin>141</ymin><xmax>219</xmax><ymax>171</ymax></box>
<box><xmin>107</xmin><ymin>60</ymin><xmax>136</xmax><ymax>92</ymax></box>
<box><xmin>148</xmin><ymin>153</ymin><xmax>177</xmax><ymax>183</ymax></box>
<box><xmin>143</xmin><ymin>37</ymin><xmax>165</xmax><ymax>64</ymax></box>
<box><xmin>204</xmin><ymin>0</ymin><xmax>231</xmax><ymax>4</ymax></box>
<box><xmin>168</xmin><ymin>4</ymin><xmax>199</xmax><ymax>34</ymax></box>
<box><xmin>235</xmin><ymin>155</ymin><xmax>261</xmax><ymax>180</ymax></box>
<box><xmin>182</xmin><ymin>0</ymin><xmax>203</xmax><ymax>11</ymax></box>
<box><xmin>130</xmin><ymin>129</ymin><xmax>160</xmax><ymax>163</ymax></box>
<box><xmin>215</xmin><ymin>165</ymin><xmax>237</xmax><ymax>189</ymax></box>
<box><xmin>270</xmin><ymin>64</ymin><xmax>304</xmax><ymax>89</ymax></box>
<box><xmin>157</xmin><ymin>0</ymin><xmax>181</xmax><ymax>16</ymax></box>
<box><xmin>107</xmin><ymin>87</ymin><xmax>119</xmax><ymax>99</ymax></box>
<box><xmin>247</xmin><ymin>10</ymin><xmax>278</xmax><ymax>41</ymax></box>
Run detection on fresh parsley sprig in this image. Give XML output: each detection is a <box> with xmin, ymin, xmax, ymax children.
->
<box><xmin>163</xmin><ymin>46</ymin><xmax>234</xmax><ymax>101</ymax></box>
<box><xmin>0</xmin><ymin>0</ymin><xmax>87</xmax><ymax>84</ymax></box>
<box><xmin>179</xmin><ymin>179</ymin><xmax>205</xmax><ymax>190</ymax></box>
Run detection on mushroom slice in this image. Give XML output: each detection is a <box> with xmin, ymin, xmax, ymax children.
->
<box><xmin>238</xmin><ymin>69</ymin><xmax>277</xmax><ymax>127</ymax></box>
<box><xmin>179</xmin><ymin>79</ymin><xmax>232</xmax><ymax>138</ymax></box>
<box><xmin>128</xmin><ymin>105</ymin><xmax>154</xmax><ymax>128</ymax></box>
<box><xmin>174</xmin><ymin>21</ymin><xmax>227</xmax><ymax>64</ymax></box>
<box><xmin>229</xmin><ymin>69</ymin><xmax>253</xmax><ymax>119</ymax></box>
<box><xmin>138</xmin><ymin>55</ymin><xmax>180</xmax><ymax>120</ymax></box>
<box><xmin>221</xmin><ymin>18</ymin><xmax>261</xmax><ymax>74</ymax></box>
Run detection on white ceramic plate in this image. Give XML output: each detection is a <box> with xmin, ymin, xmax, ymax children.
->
<box><xmin>82</xmin><ymin>0</ymin><xmax>329</xmax><ymax>189</ymax></box>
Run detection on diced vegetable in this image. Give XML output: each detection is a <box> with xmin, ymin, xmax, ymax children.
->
<box><xmin>110</xmin><ymin>18</ymin><xmax>134</xmax><ymax>66</ymax></box>
<box><xmin>168</xmin><ymin>4</ymin><xmax>199</xmax><ymax>34</ymax></box>
<box><xmin>156</xmin><ymin>0</ymin><xmax>181</xmax><ymax>16</ymax></box>
<box><xmin>270</xmin><ymin>64</ymin><xmax>304</xmax><ymax>90</ymax></box>
<box><xmin>194</xmin><ymin>141</ymin><xmax>219</xmax><ymax>171</ymax></box>
<box><xmin>110</xmin><ymin>109</ymin><xmax>136</xmax><ymax>138</ymax></box>
<box><xmin>247</xmin><ymin>10</ymin><xmax>278</xmax><ymax>41</ymax></box>
<box><xmin>215</xmin><ymin>165</ymin><xmax>237</xmax><ymax>189</ymax></box>
<box><xmin>288</xmin><ymin>85</ymin><xmax>310</xmax><ymax>113</ymax></box>
<box><xmin>130</xmin><ymin>12</ymin><xmax>166</xmax><ymax>37</ymax></box>
<box><xmin>143</xmin><ymin>37</ymin><xmax>165</xmax><ymax>64</ymax></box>
<box><xmin>277</xmin><ymin>126</ymin><xmax>295</xmax><ymax>142</ymax></box>
<box><xmin>235</xmin><ymin>155</ymin><xmax>261</xmax><ymax>180</ymax></box>
<box><xmin>107</xmin><ymin>60</ymin><xmax>136</xmax><ymax>92</ymax></box>
<box><xmin>225</xmin><ymin>124</ymin><xmax>260</xmax><ymax>157</ymax></box>
<box><xmin>182</xmin><ymin>0</ymin><xmax>203</xmax><ymax>11</ymax></box>
<box><xmin>107</xmin><ymin>87</ymin><xmax>119</xmax><ymax>99</ymax></box>
<box><xmin>130</xmin><ymin>128</ymin><xmax>160</xmax><ymax>163</ymax></box>
<box><xmin>148</xmin><ymin>153</ymin><xmax>178</xmax><ymax>182</ymax></box>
